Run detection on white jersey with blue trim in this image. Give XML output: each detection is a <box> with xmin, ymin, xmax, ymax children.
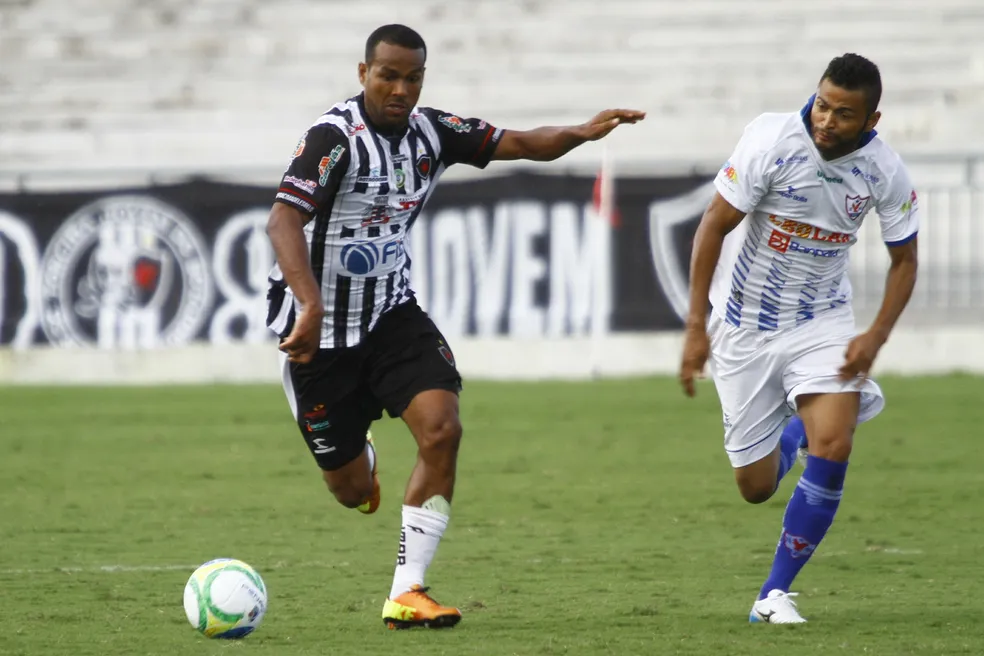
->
<box><xmin>709</xmin><ymin>96</ymin><xmax>920</xmax><ymax>332</ymax></box>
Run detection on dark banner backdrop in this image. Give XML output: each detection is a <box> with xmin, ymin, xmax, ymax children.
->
<box><xmin>0</xmin><ymin>172</ymin><xmax>714</xmax><ymax>348</ymax></box>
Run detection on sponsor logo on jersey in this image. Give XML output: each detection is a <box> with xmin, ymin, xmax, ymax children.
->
<box><xmin>851</xmin><ymin>166</ymin><xmax>880</xmax><ymax>184</ymax></box>
<box><xmin>777</xmin><ymin>186</ymin><xmax>808</xmax><ymax>203</ymax></box>
<box><xmin>283</xmin><ymin>176</ymin><xmax>318</xmax><ymax>194</ymax></box>
<box><xmin>721</xmin><ymin>161</ymin><xmax>739</xmax><ymax>184</ymax></box>
<box><xmin>817</xmin><ymin>170</ymin><xmax>844</xmax><ymax>184</ymax></box>
<box><xmin>767</xmin><ymin>215</ymin><xmax>851</xmax><ymax>244</ymax></box>
<box><xmin>900</xmin><ymin>189</ymin><xmax>918</xmax><ymax>215</ymax></box>
<box><xmin>438</xmin><ymin>115</ymin><xmax>472</xmax><ymax>133</ymax></box>
<box><xmin>318</xmin><ymin>145</ymin><xmax>345</xmax><ymax>186</ymax></box>
<box><xmin>775</xmin><ymin>155</ymin><xmax>808</xmax><ymax>167</ymax></box>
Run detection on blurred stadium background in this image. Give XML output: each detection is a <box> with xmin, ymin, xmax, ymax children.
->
<box><xmin>1</xmin><ymin>0</ymin><xmax>982</xmax><ymax>382</ymax></box>
<box><xmin>3</xmin><ymin>3</ymin><xmax>984</xmax><ymax>655</ymax></box>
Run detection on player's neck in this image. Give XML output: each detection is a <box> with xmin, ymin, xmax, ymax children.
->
<box><xmin>358</xmin><ymin>93</ymin><xmax>409</xmax><ymax>138</ymax></box>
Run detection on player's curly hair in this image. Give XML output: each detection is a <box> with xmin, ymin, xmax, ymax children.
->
<box><xmin>820</xmin><ymin>53</ymin><xmax>882</xmax><ymax>114</ymax></box>
<box><xmin>365</xmin><ymin>24</ymin><xmax>427</xmax><ymax>64</ymax></box>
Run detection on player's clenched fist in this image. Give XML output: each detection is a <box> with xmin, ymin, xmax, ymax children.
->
<box><xmin>679</xmin><ymin>324</ymin><xmax>710</xmax><ymax>398</ymax></box>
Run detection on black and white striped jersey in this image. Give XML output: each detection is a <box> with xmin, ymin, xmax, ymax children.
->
<box><xmin>266</xmin><ymin>92</ymin><xmax>504</xmax><ymax>349</ymax></box>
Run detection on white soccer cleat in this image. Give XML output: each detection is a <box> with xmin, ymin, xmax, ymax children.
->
<box><xmin>749</xmin><ymin>589</ymin><xmax>807</xmax><ymax>624</ymax></box>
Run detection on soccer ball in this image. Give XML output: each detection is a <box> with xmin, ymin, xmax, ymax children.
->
<box><xmin>183</xmin><ymin>558</ymin><xmax>268</xmax><ymax>639</ymax></box>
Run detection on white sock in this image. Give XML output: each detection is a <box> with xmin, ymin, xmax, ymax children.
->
<box><xmin>389</xmin><ymin>501</ymin><xmax>449</xmax><ymax>599</ymax></box>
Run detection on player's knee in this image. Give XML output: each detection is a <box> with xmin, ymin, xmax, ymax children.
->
<box><xmin>418</xmin><ymin>415</ymin><xmax>462</xmax><ymax>456</ymax></box>
<box><xmin>322</xmin><ymin>472</ymin><xmax>373</xmax><ymax>509</ymax></box>
<box><xmin>810</xmin><ymin>432</ymin><xmax>853</xmax><ymax>463</ymax></box>
<box><xmin>738</xmin><ymin>482</ymin><xmax>776</xmax><ymax>504</ymax></box>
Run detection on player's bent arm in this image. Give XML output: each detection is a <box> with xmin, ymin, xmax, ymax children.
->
<box><xmin>266</xmin><ymin>202</ymin><xmax>324</xmax><ymax>314</ymax></box>
<box><xmin>868</xmin><ymin>238</ymin><xmax>918</xmax><ymax>344</ymax></box>
<box><xmin>491</xmin><ymin>126</ymin><xmax>589</xmax><ymax>162</ymax></box>
<box><xmin>685</xmin><ymin>192</ymin><xmax>746</xmax><ymax>328</ymax></box>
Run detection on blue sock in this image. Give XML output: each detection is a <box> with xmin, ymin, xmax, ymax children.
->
<box><xmin>775</xmin><ymin>416</ymin><xmax>805</xmax><ymax>488</ymax></box>
<box><xmin>759</xmin><ymin>454</ymin><xmax>847</xmax><ymax>599</ymax></box>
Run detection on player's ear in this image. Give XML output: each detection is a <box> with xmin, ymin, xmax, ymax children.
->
<box><xmin>865</xmin><ymin>110</ymin><xmax>881</xmax><ymax>132</ymax></box>
<box><xmin>358</xmin><ymin>62</ymin><xmax>368</xmax><ymax>86</ymax></box>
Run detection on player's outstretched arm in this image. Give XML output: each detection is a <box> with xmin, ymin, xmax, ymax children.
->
<box><xmin>491</xmin><ymin>109</ymin><xmax>645</xmax><ymax>162</ymax></box>
<box><xmin>267</xmin><ymin>203</ymin><xmax>325</xmax><ymax>363</ymax></box>
<box><xmin>679</xmin><ymin>192</ymin><xmax>746</xmax><ymax>397</ymax></box>
<box><xmin>839</xmin><ymin>238</ymin><xmax>918</xmax><ymax>380</ymax></box>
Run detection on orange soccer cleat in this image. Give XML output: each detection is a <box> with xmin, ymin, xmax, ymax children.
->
<box><xmin>381</xmin><ymin>585</ymin><xmax>462</xmax><ymax>630</ymax></box>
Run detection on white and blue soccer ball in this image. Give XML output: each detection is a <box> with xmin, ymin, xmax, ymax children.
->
<box><xmin>183</xmin><ymin>558</ymin><xmax>267</xmax><ymax>639</ymax></box>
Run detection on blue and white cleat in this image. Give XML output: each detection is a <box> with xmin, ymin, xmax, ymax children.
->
<box><xmin>749</xmin><ymin>589</ymin><xmax>807</xmax><ymax>624</ymax></box>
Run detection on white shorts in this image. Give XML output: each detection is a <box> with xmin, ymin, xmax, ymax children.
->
<box><xmin>707</xmin><ymin>307</ymin><xmax>884</xmax><ymax>468</ymax></box>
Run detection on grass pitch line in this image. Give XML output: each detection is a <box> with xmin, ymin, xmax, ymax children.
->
<box><xmin>0</xmin><ymin>560</ymin><xmax>353</xmax><ymax>576</ymax></box>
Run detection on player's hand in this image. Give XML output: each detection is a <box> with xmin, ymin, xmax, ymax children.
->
<box><xmin>279</xmin><ymin>304</ymin><xmax>325</xmax><ymax>364</ymax></box>
<box><xmin>577</xmin><ymin>109</ymin><xmax>647</xmax><ymax>141</ymax></box>
<box><xmin>838</xmin><ymin>330</ymin><xmax>885</xmax><ymax>383</ymax></box>
<box><xmin>679</xmin><ymin>323</ymin><xmax>710</xmax><ymax>398</ymax></box>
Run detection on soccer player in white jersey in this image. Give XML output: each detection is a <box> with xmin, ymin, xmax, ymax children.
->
<box><xmin>265</xmin><ymin>24</ymin><xmax>644</xmax><ymax>630</ymax></box>
<box><xmin>679</xmin><ymin>54</ymin><xmax>919</xmax><ymax>623</ymax></box>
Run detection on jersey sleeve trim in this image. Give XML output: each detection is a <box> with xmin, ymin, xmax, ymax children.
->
<box><xmin>471</xmin><ymin>127</ymin><xmax>505</xmax><ymax>169</ymax></box>
<box><xmin>885</xmin><ymin>231</ymin><xmax>917</xmax><ymax>247</ymax></box>
<box><xmin>275</xmin><ymin>191</ymin><xmax>317</xmax><ymax>215</ymax></box>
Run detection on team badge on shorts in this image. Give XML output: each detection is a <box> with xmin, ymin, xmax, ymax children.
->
<box><xmin>845</xmin><ymin>194</ymin><xmax>871</xmax><ymax>221</ymax></box>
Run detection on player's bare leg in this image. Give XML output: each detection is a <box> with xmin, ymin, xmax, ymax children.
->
<box><xmin>734</xmin><ymin>413</ymin><xmax>810</xmax><ymax>504</ymax></box>
<box><xmin>734</xmin><ymin>446</ymin><xmax>782</xmax><ymax>504</ymax></box>
<box><xmin>751</xmin><ymin>392</ymin><xmax>858</xmax><ymax>624</ymax></box>
<box><xmin>319</xmin><ymin>436</ymin><xmax>377</xmax><ymax>511</ymax></box>
<box><xmin>381</xmin><ymin>389</ymin><xmax>462</xmax><ymax>630</ymax></box>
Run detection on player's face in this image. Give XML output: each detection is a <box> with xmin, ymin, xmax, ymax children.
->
<box><xmin>809</xmin><ymin>79</ymin><xmax>880</xmax><ymax>159</ymax></box>
<box><xmin>359</xmin><ymin>43</ymin><xmax>425</xmax><ymax>130</ymax></box>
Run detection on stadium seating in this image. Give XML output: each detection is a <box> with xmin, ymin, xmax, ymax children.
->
<box><xmin>1</xmin><ymin>0</ymin><xmax>983</xmax><ymax>177</ymax></box>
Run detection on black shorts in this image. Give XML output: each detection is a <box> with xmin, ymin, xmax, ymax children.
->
<box><xmin>280</xmin><ymin>300</ymin><xmax>461</xmax><ymax>471</ymax></box>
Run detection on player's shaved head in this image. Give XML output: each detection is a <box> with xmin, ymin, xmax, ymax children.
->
<box><xmin>365</xmin><ymin>24</ymin><xmax>427</xmax><ymax>65</ymax></box>
<box><xmin>819</xmin><ymin>53</ymin><xmax>882</xmax><ymax>115</ymax></box>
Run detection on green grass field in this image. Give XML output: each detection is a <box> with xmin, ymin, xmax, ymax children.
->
<box><xmin>1</xmin><ymin>376</ymin><xmax>982</xmax><ymax>655</ymax></box>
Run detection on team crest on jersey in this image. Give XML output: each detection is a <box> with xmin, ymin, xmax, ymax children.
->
<box><xmin>318</xmin><ymin>145</ymin><xmax>345</xmax><ymax>186</ymax></box>
<box><xmin>416</xmin><ymin>154</ymin><xmax>431</xmax><ymax>178</ymax></box>
<box><xmin>438</xmin><ymin>341</ymin><xmax>455</xmax><ymax>368</ymax></box>
<box><xmin>845</xmin><ymin>194</ymin><xmax>871</xmax><ymax>221</ymax></box>
<box><xmin>438</xmin><ymin>115</ymin><xmax>472</xmax><ymax>133</ymax></box>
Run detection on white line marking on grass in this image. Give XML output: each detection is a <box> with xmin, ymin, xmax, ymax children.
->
<box><xmin>0</xmin><ymin>561</ymin><xmax>352</xmax><ymax>576</ymax></box>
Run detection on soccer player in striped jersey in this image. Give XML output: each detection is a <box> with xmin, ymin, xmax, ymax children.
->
<box><xmin>679</xmin><ymin>54</ymin><xmax>919</xmax><ymax>623</ymax></box>
<box><xmin>265</xmin><ymin>23</ymin><xmax>644</xmax><ymax>630</ymax></box>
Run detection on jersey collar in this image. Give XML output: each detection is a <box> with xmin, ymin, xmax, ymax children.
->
<box><xmin>356</xmin><ymin>92</ymin><xmax>410</xmax><ymax>139</ymax></box>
